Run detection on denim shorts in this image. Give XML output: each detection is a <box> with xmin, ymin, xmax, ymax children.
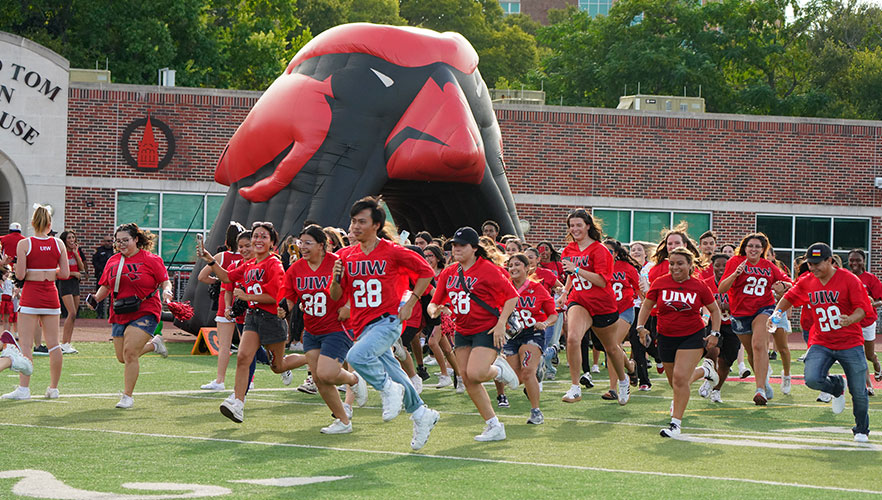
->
<box><xmin>619</xmin><ymin>307</ymin><xmax>635</xmax><ymax>325</ymax></box>
<box><xmin>731</xmin><ymin>305</ymin><xmax>776</xmax><ymax>335</ymax></box>
<box><xmin>243</xmin><ymin>309</ymin><xmax>288</xmax><ymax>345</ymax></box>
<box><xmin>111</xmin><ymin>315</ymin><xmax>158</xmax><ymax>337</ymax></box>
<box><xmin>303</xmin><ymin>330</ymin><xmax>354</xmax><ymax>364</ymax></box>
<box><xmin>502</xmin><ymin>328</ymin><xmax>544</xmax><ymax>357</ymax></box>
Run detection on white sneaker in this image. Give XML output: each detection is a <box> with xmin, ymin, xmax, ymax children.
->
<box><xmin>475</xmin><ymin>422</ymin><xmax>506</xmax><ymax>442</ymax></box>
<box><xmin>60</xmin><ymin>343</ymin><xmax>78</xmax><ymax>354</ymax></box>
<box><xmin>424</xmin><ymin>356</ymin><xmax>438</xmax><ymax>366</ymax></box>
<box><xmin>436</xmin><ymin>375</ymin><xmax>453</xmax><ymax>388</ymax></box>
<box><xmin>660</xmin><ymin>421</ymin><xmax>681</xmax><ymax>438</ymax></box>
<box><xmin>455</xmin><ymin>376</ymin><xmax>465</xmax><ymax>394</ymax></box>
<box><xmin>392</xmin><ymin>338</ymin><xmax>407</xmax><ymax>361</ymax></box>
<box><xmin>411</xmin><ymin>406</ymin><xmax>440</xmax><ymax>450</ymax></box>
<box><xmin>1</xmin><ymin>386</ymin><xmax>30</xmax><ymax>400</ymax></box>
<box><xmin>249</xmin><ymin>381</ymin><xmax>255</xmax><ymax>390</ymax></box>
<box><xmin>764</xmin><ymin>365</ymin><xmax>774</xmax><ymax>400</ymax></box>
<box><xmin>343</xmin><ymin>403</ymin><xmax>353</xmax><ymax>420</ymax></box>
<box><xmin>832</xmin><ymin>390</ymin><xmax>846</xmax><ymax>415</ymax></box>
<box><xmin>817</xmin><ymin>392</ymin><xmax>833</xmax><ymax>403</ymax></box>
<box><xmin>710</xmin><ymin>389</ymin><xmax>723</xmax><ymax>403</ymax></box>
<box><xmin>290</xmin><ymin>342</ymin><xmax>304</xmax><ymax>352</ymax></box>
<box><xmin>702</xmin><ymin>358</ymin><xmax>719</xmax><ymax>386</ymax></box>
<box><xmin>1</xmin><ymin>345</ymin><xmax>33</xmax><ymax>376</ymax></box>
<box><xmin>493</xmin><ymin>357</ymin><xmax>519</xmax><ymax>389</ymax></box>
<box><xmin>151</xmin><ymin>335</ymin><xmax>168</xmax><ymax>358</ymax></box>
<box><xmin>617</xmin><ymin>379</ymin><xmax>630</xmax><ymax>405</ymax></box>
<box><xmin>854</xmin><ymin>433</ymin><xmax>869</xmax><ymax>443</ymax></box>
<box><xmin>782</xmin><ymin>375</ymin><xmax>792</xmax><ymax>395</ymax></box>
<box><xmin>411</xmin><ymin>375</ymin><xmax>423</xmax><ymax>394</ymax></box>
<box><xmin>591</xmin><ymin>364</ymin><xmax>601</xmax><ymax>373</ymax></box>
<box><xmin>297</xmin><ymin>375</ymin><xmax>317</xmax><ymax>395</ymax></box>
<box><xmin>380</xmin><ymin>380</ymin><xmax>405</xmax><ymax>421</ymax></box>
<box><xmin>698</xmin><ymin>379</ymin><xmax>712</xmax><ymax>399</ymax></box>
<box><xmin>220</xmin><ymin>397</ymin><xmax>245</xmax><ymax>423</ymax></box>
<box><xmin>281</xmin><ymin>370</ymin><xmax>293</xmax><ymax>386</ymax></box>
<box><xmin>321</xmin><ymin>418</ymin><xmax>352</xmax><ymax>434</ymax></box>
<box><xmin>562</xmin><ymin>385</ymin><xmax>582</xmax><ymax>403</ymax></box>
<box><xmin>201</xmin><ymin>380</ymin><xmax>225</xmax><ymax>391</ymax></box>
<box><xmin>739</xmin><ymin>363</ymin><xmax>751</xmax><ymax>378</ymax></box>
<box><xmin>45</xmin><ymin>387</ymin><xmax>59</xmax><ymax>399</ymax></box>
<box><xmin>115</xmin><ymin>393</ymin><xmax>134</xmax><ymax>408</ymax></box>
<box><xmin>352</xmin><ymin>371</ymin><xmax>368</xmax><ymax>407</ymax></box>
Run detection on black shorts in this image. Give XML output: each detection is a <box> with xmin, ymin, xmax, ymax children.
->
<box><xmin>401</xmin><ymin>325</ymin><xmax>421</xmax><ymax>347</ymax></box>
<box><xmin>657</xmin><ymin>330</ymin><xmax>705</xmax><ymax>363</ymax></box>
<box><xmin>565</xmin><ymin>304</ymin><xmax>619</xmax><ymax>329</ymax></box>
<box><xmin>57</xmin><ymin>278</ymin><xmax>80</xmax><ymax>297</ymax></box>
<box><xmin>243</xmin><ymin>309</ymin><xmax>288</xmax><ymax>345</ymax></box>
<box><xmin>712</xmin><ymin>323</ymin><xmax>739</xmax><ymax>365</ymax></box>
<box><xmin>454</xmin><ymin>330</ymin><xmax>498</xmax><ymax>351</ymax></box>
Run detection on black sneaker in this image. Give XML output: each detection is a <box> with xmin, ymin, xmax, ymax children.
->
<box><xmin>551</xmin><ymin>350</ymin><xmax>559</xmax><ymax>366</ymax></box>
<box><xmin>496</xmin><ymin>394</ymin><xmax>510</xmax><ymax>408</ymax></box>
<box><xmin>579</xmin><ymin>372</ymin><xmax>594</xmax><ymax>389</ymax></box>
<box><xmin>33</xmin><ymin>345</ymin><xmax>49</xmax><ymax>356</ymax></box>
<box><xmin>769</xmin><ymin>350</ymin><xmax>778</xmax><ymax>360</ymax></box>
<box><xmin>416</xmin><ymin>365</ymin><xmax>431</xmax><ymax>381</ymax></box>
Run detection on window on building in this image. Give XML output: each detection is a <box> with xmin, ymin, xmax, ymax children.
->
<box><xmin>578</xmin><ymin>0</ymin><xmax>612</xmax><ymax>17</ymax></box>
<box><xmin>116</xmin><ymin>191</ymin><xmax>226</xmax><ymax>264</ymax></box>
<box><xmin>592</xmin><ymin>209</ymin><xmax>711</xmax><ymax>244</ymax></box>
<box><xmin>500</xmin><ymin>1</ymin><xmax>520</xmax><ymax>14</ymax></box>
<box><xmin>756</xmin><ymin>214</ymin><xmax>870</xmax><ymax>274</ymax></box>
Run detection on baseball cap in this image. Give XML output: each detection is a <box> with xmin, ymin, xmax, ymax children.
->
<box><xmin>451</xmin><ymin>227</ymin><xmax>480</xmax><ymax>247</ymax></box>
<box><xmin>8</xmin><ymin>223</ymin><xmax>21</xmax><ymax>232</ymax></box>
<box><xmin>805</xmin><ymin>243</ymin><xmax>832</xmax><ymax>263</ymax></box>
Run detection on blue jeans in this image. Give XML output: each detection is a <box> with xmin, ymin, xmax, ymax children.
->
<box><xmin>804</xmin><ymin>344</ymin><xmax>869</xmax><ymax>435</ymax></box>
<box><xmin>346</xmin><ymin>315</ymin><xmax>424</xmax><ymax>414</ymax></box>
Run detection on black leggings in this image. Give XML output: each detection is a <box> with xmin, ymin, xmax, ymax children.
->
<box><xmin>628</xmin><ymin>309</ymin><xmax>660</xmax><ymax>386</ymax></box>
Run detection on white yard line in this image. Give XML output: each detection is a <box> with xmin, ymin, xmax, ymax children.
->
<box><xmin>0</xmin><ymin>422</ymin><xmax>879</xmax><ymax>495</ymax></box>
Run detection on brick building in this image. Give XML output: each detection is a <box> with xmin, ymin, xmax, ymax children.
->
<box><xmin>3</xmin><ymin>32</ymin><xmax>882</xmax><ymax>302</ymax></box>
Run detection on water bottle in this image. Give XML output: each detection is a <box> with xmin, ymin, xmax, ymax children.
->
<box><xmin>768</xmin><ymin>309</ymin><xmax>783</xmax><ymax>333</ymax></box>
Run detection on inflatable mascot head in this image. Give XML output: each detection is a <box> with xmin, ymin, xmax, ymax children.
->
<box><xmin>180</xmin><ymin>23</ymin><xmax>522</xmax><ymax>331</ymax></box>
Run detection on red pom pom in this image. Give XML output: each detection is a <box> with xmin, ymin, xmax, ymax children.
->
<box><xmin>167</xmin><ymin>301</ymin><xmax>194</xmax><ymax>321</ymax></box>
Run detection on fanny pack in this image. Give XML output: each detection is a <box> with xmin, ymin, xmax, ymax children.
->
<box><xmin>112</xmin><ymin>256</ymin><xmax>157</xmax><ymax>315</ymax></box>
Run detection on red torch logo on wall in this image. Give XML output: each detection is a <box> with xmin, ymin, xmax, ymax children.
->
<box><xmin>120</xmin><ymin>112</ymin><xmax>176</xmax><ymax>172</ymax></box>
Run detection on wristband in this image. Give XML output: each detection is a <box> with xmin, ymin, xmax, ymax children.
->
<box><xmin>574</xmin><ymin>267</ymin><xmax>581</xmax><ymax>275</ymax></box>
<box><xmin>710</xmin><ymin>330</ymin><xmax>721</xmax><ymax>338</ymax></box>
<box><xmin>636</xmin><ymin>325</ymin><xmax>645</xmax><ymax>330</ymax></box>
<box><xmin>208</xmin><ymin>259</ymin><xmax>216</xmax><ymax>266</ymax></box>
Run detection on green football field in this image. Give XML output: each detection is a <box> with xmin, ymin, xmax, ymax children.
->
<box><xmin>1</xmin><ymin>342</ymin><xmax>880</xmax><ymax>499</ymax></box>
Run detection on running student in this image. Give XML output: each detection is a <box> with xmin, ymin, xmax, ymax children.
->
<box><xmin>504</xmin><ymin>253</ymin><xmax>557</xmax><ymax>424</ymax></box>
<box><xmin>199</xmin><ymin>221</ymin><xmax>307</xmax><ymax>422</ymax></box>
<box><xmin>423</xmin><ymin>244</ymin><xmax>460</xmax><ymax>389</ymax></box>
<box><xmin>57</xmin><ymin>230</ymin><xmax>86</xmax><ymax>354</ymax></box>
<box><xmin>717</xmin><ymin>233</ymin><xmax>792</xmax><ymax>405</ymax></box>
<box><xmin>637</xmin><ymin>247</ymin><xmax>721</xmax><ymax>438</ymax></box>
<box><xmin>279</xmin><ymin>225</ymin><xmax>367</xmax><ymax>434</ymax></box>
<box><xmin>89</xmin><ymin>223</ymin><xmax>171</xmax><ymax>408</ymax></box>
<box><xmin>772</xmin><ymin>243</ymin><xmax>872</xmax><ymax>443</ymax></box>
<box><xmin>329</xmin><ymin>197</ymin><xmax>440</xmax><ymax>451</ymax></box>
<box><xmin>600</xmin><ymin>239</ymin><xmax>640</xmax><ymax>400</ymax></box>
<box><xmin>2</xmin><ymin>205</ymin><xmax>69</xmax><ymax>401</ymax></box>
<box><xmin>429</xmin><ymin>227</ymin><xmax>519</xmax><ymax>441</ymax></box>
<box><xmin>628</xmin><ymin>241</ymin><xmax>654</xmax><ymax>390</ymax></box>
<box><xmin>197</xmin><ymin>222</ymin><xmax>246</xmax><ymax>391</ymax></box>
<box><xmin>558</xmin><ymin>209</ymin><xmax>631</xmax><ymax>405</ymax></box>
<box><xmin>701</xmin><ymin>253</ymin><xmax>739</xmax><ymax>403</ymax></box>
<box><xmin>846</xmin><ymin>249</ymin><xmax>882</xmax><ymax>394</ymax></box>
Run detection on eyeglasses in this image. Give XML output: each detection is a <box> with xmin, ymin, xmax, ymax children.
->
<box><xmin>115</xmin><ymin>238</ymin><xmax>132</xmax><ymax>245</ymax></box>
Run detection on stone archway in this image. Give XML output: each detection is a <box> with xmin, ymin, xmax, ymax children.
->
<box><xmin>0</xmin><ymin>150</ymin><xmax>28</xmax><ymax>234</ymax></box>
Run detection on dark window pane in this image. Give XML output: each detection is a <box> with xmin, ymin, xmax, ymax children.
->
<box><xmin>633</xmin><ymin>211</ymin><xmax>670</xmax><ymax>243</ymax></box>
<box><xmin>117</xmin><ymin>192</ymin><xmax>160</xmax><ymax>228</ymax></box>
<box><xmin>794</xmin><ymin>217</ymin><xmax>831</xmax><ymax>249</ymax></box>
<box><xmin>163</xmin><ymin>194</ymin><xmax>204</xmax><ymax>230</ymax></box>
<box><xmin>756</xmin><ymin>215</ymin><xmax>792</xmax><ymax>249</ymax></box>
<box><xmin>770</xmin><ymin>250</ymin><xmax>793</xmax><ymax>277</ymax></box>
<box><xmin>833</xmin><ymin>218</ymin><xmax>869</xmax><ymax>251</ymax></box>
<box><xmin>673</xmin><ymin>212</ymin><xmax>710</xmax><ymax>240</ymax></box>
<box><xmin>593</xmin><ymin>209</ymin><xmax>630</xmax><ymax>242</ymax></box>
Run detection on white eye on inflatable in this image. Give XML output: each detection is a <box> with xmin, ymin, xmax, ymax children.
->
<box><xmin>371</xmin><ymin>68</ymin><xmax>394</xmax><ymax>88</ymax></box>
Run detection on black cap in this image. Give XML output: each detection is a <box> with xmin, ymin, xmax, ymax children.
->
<box><xmin>805</xmin><ymin>243</ymin><xmax>832</xmax><ymax>263</ymax></box>
<box><xmin>451</xmin><ymin>227</ymin><xmax>480</xmax><ymax>247</ymax></box>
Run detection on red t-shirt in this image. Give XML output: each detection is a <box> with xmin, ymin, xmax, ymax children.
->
<box><xmin>783</xmin><ymin>268</ymin><xmax>872</xmax><ymax>350</ymax></box>
<box><xmin>532</xmin><ymin>267</ymin><xmax>558</xmax><ymax>296</ymax></box>
<box><xmin>60</xmin><ymin>249</ymin><xmax>79</xmax><ymax>279</ymax></box>
<box><xmin>703</xmin><ymin>275</ymin><xmax>732</xmax><ymax>325</ymax></box>
<box><xmin>513</xmin><ymin>279</ymin><xmax>556</xmax><ymax>327</ymax></box>
<box><xmin>404</xmin><ymin>282</ymin><xmax>433</xmax><ymax>329</ymax></box>
<box><xmin>647</xmin><ymin>260</ymin><xmax>669</xmax><ymax>317</ymax></box>
<box><xmin>99</xmin><ymin>250</ymin><xmax>168</xmax><ymax>325</ymax></box>
<box><xmin>431</xmin><ymin>258</ymin><xmax>518</xmax><ymax>335</ymax></box>
<box><xmin>0</xmin><ymin>232</ymin><xmax>25</xmax><ymax>261</ymax></box>
<box><xmin>539</xmin><ymin>261</ymin><xmax>564</xmax><ymax>281</ymax></box>
<box><xmin>610</xmin><ymin>260</ymin><xmax>640</xmax><ymax>314</ymax></box>
<box><xmin>561</xmin><ymin>240</ymin><xmax>616</xmax><ymax>315</ymax></box>
<box><xmin>280</xmin><ymin>253</ymin><xmax>348</xmax><ymax>335</ymax></box>
<box><xmin>227</xmin><ymin>255</ymin><xmax>284</xmax><ymax>315</ymax></box>
<box><xmin>338</xmin><ymin>239</ymin><xmax>434</xmax><ymax>336</ymax></box>
<box><xmin>722</xmin><ymin>256</ymin><xmax>791</xmax><ymax>317</ymax></box>
<box><xmin>853</xmin><ymin>271</ymin><xmax>882</xmax><ymax>327</ymax></box>
<box><xmin>647</xmin><ymin>274</ymin><xmax>715</xmax><ymax>337</ymax></box>
<box><xmin>698</xmin><ymin>265</ymin><xmax>714</xmax><ymax>281</ymax></box>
